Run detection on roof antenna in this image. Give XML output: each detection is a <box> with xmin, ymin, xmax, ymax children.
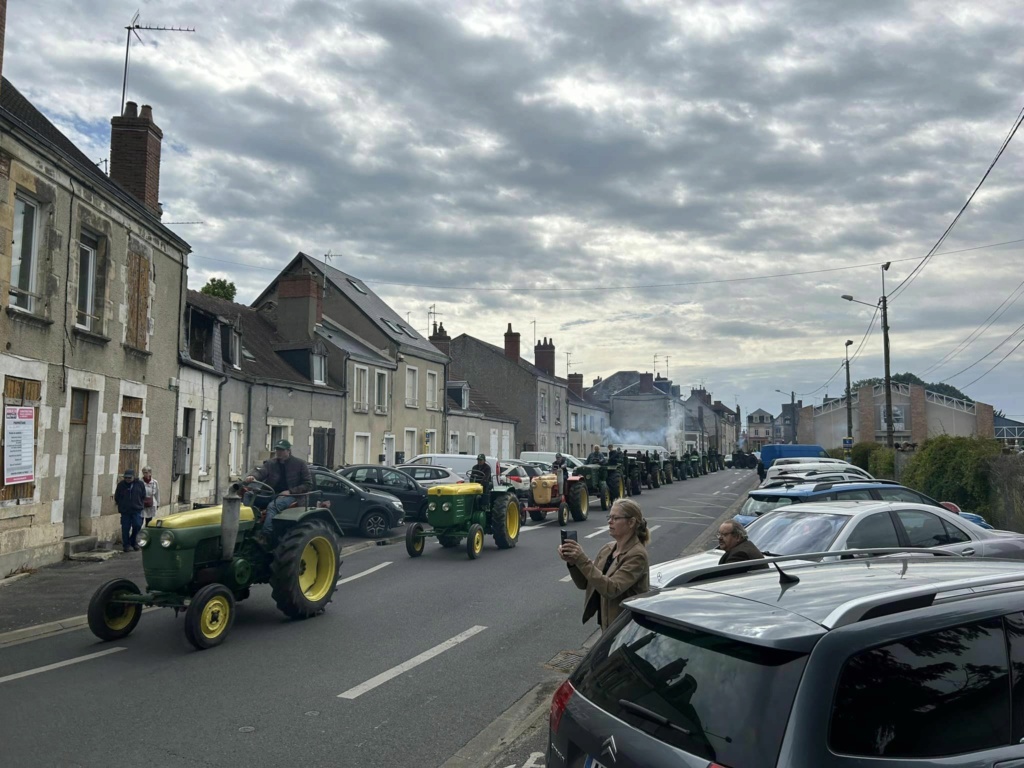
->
<box><xmin>121</xmin><ymin>10</ymin><xmax>195</xmax><ymax>114</ymax></box>
<box><xmin>774</xmin><ymin>562</ymin><xmax>800</xmax><ymax>585</ymax></box>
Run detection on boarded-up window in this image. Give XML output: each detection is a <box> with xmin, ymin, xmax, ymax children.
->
<box><xmin>119</xmin><ymin>396</ymin><xmax>144</xmax><ymax>474</ymax></box>
<box><xmin>125</xmin><ymin>248</ymin><xmax>151</xmax><ymax>350</ymax></box>
<box><xmin>1</xmin><ymin>376</ymin><xmax>41</xmax><ymax>502</ymax></box>
<box><xmin>313</xmin><ymin>427</ymin><xmax>335</xmax><ymax>467</ymax></box>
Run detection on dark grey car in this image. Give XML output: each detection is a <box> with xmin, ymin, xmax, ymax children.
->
<box><xmin>549</xmin><ymin>554</ymin><xmax>1024</xmax><ymax>768</ymax></box>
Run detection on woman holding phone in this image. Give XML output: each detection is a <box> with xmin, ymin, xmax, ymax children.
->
<box><xmin>557</xmin><ymin>498</ymin><xmax>651</xmax><ymax>632</ymax></box>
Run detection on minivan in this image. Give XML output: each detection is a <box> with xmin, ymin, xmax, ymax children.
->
<box><xmin>406</xmin><ymin>453</ymin><xmax>503</xmax><ymax>481</ymax></box>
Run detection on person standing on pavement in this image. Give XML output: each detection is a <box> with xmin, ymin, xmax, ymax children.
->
<box><xmin>756</xmin><ymin>458</ymin><xmax>767</xmax><ymax>484</ymax></box>
<box><xmin>114</xmin><ymin>468</ymin><xmax>146</xmax><ymax>552</ymax></box>
<box><xmin>141</xmin><ymin>466</ymin><xmax>160</xmax><ymax>526</ymax></box>
<box><xmin>717</xmin><ymin>520</ymin><xmax>765</xmax><ymax>564</ymax></box>
<box><xmin>558</xmin><ymin>498</ymin><xmax>651</xmax><ymax>632</ymax></box>
<box><xmin>245</xmin><ymin>439</ymin><xmax>312</xmax><ymax>542</ymax></box>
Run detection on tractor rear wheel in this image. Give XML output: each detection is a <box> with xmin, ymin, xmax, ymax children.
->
<box><xmin>466</xmin><ymin>524</ymin><xmax>484</xmax><ymax>559</ymax></box>
<box><xmin>184</xmin><ymin>583</ymin><xmax>235</xmax><ymax>650</ymax></box>
<box><xmin>631</xmin><ymin>477</ymin><xmax>642</xmax><ymax>495</ymax></box>
<box><xmin>407</xmin><ymin>523</ymin><xmax>426</xmax><ymax>556</ymax></box>
<box><xmin>490</xmin><ymin>494</ymin><xmax>520</xmax><ymax>549</ymax></box>
<box><xmin>568</xmin><ymin>482</ymin><xmax>588</xmax><ymax>522</ymax></box>
<box><xmin>88</xmin><ymin>578</ymin><xmax>143</xmax><ymax>641</ymax></box>
<box><xmin>664</xmin><ymin>469</ymin><xmax>673</xmax><ymax>485</ymax></box>
<box><xmin>599</xmin><ymin>482</ymin><xmax>610</xmax><ymax>511</ymax></box>
<box><xmin>270</xmin><ymin>520</ymin><xmax>340</xmax><ymax>619</ymax></box>
<box><xmin>438</xmin><ymin>534</ymin><xmax>461</xmax><ymax>548</ymax></box>
<box><xmin>652</xmin><ymin>472</ymin><xmax>660</xmax><ymax>489</ymax></box>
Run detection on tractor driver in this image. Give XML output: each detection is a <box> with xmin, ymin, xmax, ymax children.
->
<box><xmin>469</xmin><ymin>453</ymin><xmax>492</xmax><ymax>492</ymax></box>
<box><xmin>245</xmin><ymin>439</ymin><xmax>313</xmax><ymax>542</ymax></box>
<box><xmin>586</xmin><ymin>445</ymin><xmax>605</xmax><ymax>465</ymax></box>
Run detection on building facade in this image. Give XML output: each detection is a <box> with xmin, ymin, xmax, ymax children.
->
<box><xmin>746</xmin><ymin>409</ymin><xmax>774</xmax><ymax>450</ymax></box>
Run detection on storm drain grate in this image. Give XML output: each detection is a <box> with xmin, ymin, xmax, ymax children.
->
<box><xmin>544</xmin><ymin>649</ymin><xmax>585</xmax><ymax>673</ymax></box>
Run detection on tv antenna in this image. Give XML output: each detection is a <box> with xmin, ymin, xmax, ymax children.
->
<box><xmin>427</xmin><ymin>303</ymin><xmax>443</xmax><ymax>335</ymax></box>
<box><xmin>653</xmin><ymin>353</ymin><xmax>661</xmax><ymax>375</ymax></box>
<box><xmin>121</xmin><ymin>10</ymin><xmax>195</xmax><ymax>114</ymax></box>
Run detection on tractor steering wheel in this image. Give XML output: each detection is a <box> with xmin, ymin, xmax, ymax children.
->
<box><xmin>241</xmin><ymin>479</ymin><xmax>276</xmax><ymax>496</ymax></box>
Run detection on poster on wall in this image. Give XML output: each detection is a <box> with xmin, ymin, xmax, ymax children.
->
<box><xmin>878</xmin><ymin>404</ymin><xmax>908</xmax><ymax>432</ymax></box>
<box><xmin>3</xmin><ymin>406</ymin><xmax>35</xmax><ymax>485</ymax></box>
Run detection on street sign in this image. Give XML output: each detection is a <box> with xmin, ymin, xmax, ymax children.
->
<box><xmin>842</xmin><ymin>437</ymin><xmax>853</xmax><ymax>449</ymax></box>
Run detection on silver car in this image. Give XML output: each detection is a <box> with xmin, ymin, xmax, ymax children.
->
<box><xmin>651</xmin><ymin>500</ymin><xmax>1024</xmax><ymax>588</ymax></box>
<box><xmin>394</xmin><ymin>464</ymin><xmax>464</xmax><ymax>488</ymax></box>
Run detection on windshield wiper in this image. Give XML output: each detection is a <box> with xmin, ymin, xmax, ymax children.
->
<box><xmin>618</xmin><ymin>700</ymin><xmax>692</xmax><ymax>736</ymax></box>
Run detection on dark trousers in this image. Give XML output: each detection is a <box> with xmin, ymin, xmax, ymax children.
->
<box><xmin>120</xmin><ymin>511</ymin><xmax>142</xmax><ymax>549</ymax></box>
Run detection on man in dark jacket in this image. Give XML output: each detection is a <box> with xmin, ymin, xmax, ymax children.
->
<box><xmin>245</xmin><ymin>439</ymin><xmax>312</xmax><ymax>538</ymax></box>
<box><xmin>585</xmin><ymin>445</ymin><xmax>605</xmax><ymax>465</ymax></box>
<box><xmin>468</xmin><ymin>453</ymin><xmax>492</xmax><ymax>492</ymax></box>
<box><xmin>114</xmin><ymin>468</ymin><xmax>146</xmax><ymax>552</ymax></box>
<box><xmin>717</xmin><ymin>520</ymin><xmax>765</xmax><ymax>564</ymax></box>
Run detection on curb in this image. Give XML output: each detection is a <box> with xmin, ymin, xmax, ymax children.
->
<box><xmin>0</xmin><ymin>533</ymin><xmax>406</xmax><ymax>648</ymax></box>
<box><xmin>0</xmin><ymin>572</ymin><xmax>32</xmax><ymax>588</ymax></box>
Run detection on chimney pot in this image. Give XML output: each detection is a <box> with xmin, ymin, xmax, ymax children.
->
<box><xmin>124</xmin><ymin>101</ymin><xmax>138</xmax><ymax>118</ymax></box>
<box><xmin>140</xmin><ymin>104</ymin><xmax>153</xmax><ymax>122</ymax></box>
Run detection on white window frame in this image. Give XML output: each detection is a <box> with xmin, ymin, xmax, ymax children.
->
<box><xmin>405</xmin><ymin>366</ymin><xmax>419</xmax><ymax>408</ymax></box>
<box><xmin>426</xmin><ymin>370</ymin><xmax>439</xmax><ymax>410</ymax></box>
<box><xmin>353</xmin><ymin>432</ymin><xmax>371</xmax><ymax>464</ymax></box>
<box><xmin>11</xmin><ymin>194</ymin><xmax>40</xmax><ymax>313</ymax></box>
<box><xmin>76</xmin><ymin>232</ymin><xmax>99</xmax><ymax>330</ymax></box>
<box><xmin>403</xmin><ymin>428</ymin><xmax>417</xmax><ymax>461</ymax></box>
<box><xmin>230</xmin><ymin>332</ymin><xmax>242</xmax><ymax>370</ymax></box>
<box><xmin>353</xmin><ymin>365</ymin><xmax>369</xmax><ymax>412</ymax></box>
<box><xmin>268</xmin><ymin>418</ymin><xmax>294</xmax><ymax>453</ymax></box>
<box><xmin>540</xmin><ymin>391</ymin><xmax>547</xmax><ymax>423</ymax></box>
<box><xmin>555</xmin><ymin>394</ymin><xmax>562</xmax><ymax>424</ymax></box>
<box><xmin>199</xmin><ymin>411</ymin><xmax>212</xmax><ymax>475</ymax></box>
<box><xmin>375</xmin><ymin>370</ymin><xmax>388</xmax><ymax>415</ymax></box>
<box><xmin>467</xmin><ymin>433</ymin><xmax>477</xmax><ymax>455</ymax></box>
<box><xmin>449</xmin><ymin>432</ymin><xmax>459</xmax><ymax>453</ymax></box>
<box><xmin>383</xmin><ymin>434</ymin><xmax>395</xmax><ymax>465</ymax></box>
<box><xmin>571</xmin><ymin>412</ymin><xmax>579</xmax><ymax>431</ymax></box>
<box><xmin>311</xmin><ymin>353</ymin><xmax>327</xmax><ymax>385</ymax></box>
<box><xmin>229</xmin><ymin>416</ymin><xmax>244</xmax><ymax>478</ymax></box>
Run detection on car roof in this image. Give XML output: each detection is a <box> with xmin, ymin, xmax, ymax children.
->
<box><xmin>630</xmin><ymin>557</ymin><xmax>1024</xmax><ymax>650</ymax></box>
<box><xmin>750</xmin><ymin>481</ymin><xmax>902</xmax><ymax>497</ymax></box>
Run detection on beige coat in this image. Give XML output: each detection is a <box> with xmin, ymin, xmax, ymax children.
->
<box><xmin>567</xmin><ymin>535</ymin><xmax>650</xmax><ymax>631</ymax></box>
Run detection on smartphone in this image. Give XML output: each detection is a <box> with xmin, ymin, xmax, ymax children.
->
<box><xmin>560</xmin><ymin>530</ymin><xmax>577</xmax><ymax>543</ymax></box>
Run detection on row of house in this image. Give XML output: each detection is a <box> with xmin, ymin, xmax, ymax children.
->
<box><xmin>744</xmin><ymin>401</ymin><xmax>804</xmax><ymax>451</ymax></box>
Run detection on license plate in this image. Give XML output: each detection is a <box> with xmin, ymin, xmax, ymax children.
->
<box><xmin>584</xmin><ymin>757</ymin><xmax>607</xmax><ymax>768</ymax></box>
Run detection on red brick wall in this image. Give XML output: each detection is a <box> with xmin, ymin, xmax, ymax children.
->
<box><xmin>279</xmin><ymin>273</ymin><xmax>322</xmax><ymax>324</ymax></box>
<box><xmin>110</xmin><ymin>102</ymin><xmax>163</xmax><ymax>217</ymax></box>
<box><xmin>976</xmin><ymin>402</ymin><xmax>995</xmax><ymax>438</ymax></box>
<box><xmin>534</xmin><ymin>338</ymin><xmax>555</xmax><ymax>376</ymax></box>
<box><xmin>858</xmin><ymin>385</ymin><xmax>876</xmax><ymax>443</ymax></box>
<box><xmin>910</xmin><ymin>385</ymin><xmax>927</xmax><ymax>444</ymax></box>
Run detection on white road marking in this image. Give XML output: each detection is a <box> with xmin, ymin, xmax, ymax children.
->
<box><xmin>0</xmin><ymin>647</ymin><xmax>126</xmax><ymax>685</ymax></box>
<box><xmin>559</xmin><ymin>574</ymin><xmax>574</xmax><ymax>582</ymax></box>
<box><xmin>648</xmin><ymin>525</ymin><xmax>662</xmax><ymax>533</ymax></box>
<box><xmin>585</xmin><ymin>527</ymin><xmax>609</xmax><ymax>539</ymax></box>
<box><xmin>712</xmin><ymin>491</ymin><xmax>721</xmax><ymax>495</ymax></box>
<box><xmin>337</xmin><ymin>561</ymin><xmax>391</xmax><ymax>585</ymax></box>
<box><xmin>338</xmin><ymin>626</ymin><xmax>487</xmax><ymax>699</ymax></box>
<box><xmin>519</xmin><ymin>521</ymin><xmax>555</xmax><ymax>533</ymax></box>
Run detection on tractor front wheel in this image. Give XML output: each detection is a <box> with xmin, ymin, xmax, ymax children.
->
<box><xmin>270</xmin><ymin>520</ymin><xmax>340</xmax><ymax>619</ymax></box>
<box><xmin>407</xmin><ymin>523</ymin><xmax>426</xmax><ymax>556</ymax></box>
<box><xmin>466</xmin><ymin>524</ymin><xmax>484</xmax><ymax>559</ymax></box>
<box><xmin>490</xmin><ymin>494</ymin><xmax>520</xmax><ymax>549</ymax></box>
<box><xmin>184</xmin><ymin>584</ymin><xmax>235</xmax><ymax>650</ymax></box>
<box><xmin>557</xmin><ymin>501</ymin><xmax>570</xmax><ymax>527</ymax></box>
<box><xmin>87</xmin><ymin>578</ymin><xmax>143</xmax><ymax>642</ymax></box>
<box><xmin>568</xmin><ymin>482</ymin><xmax>588</xmax><ymax>522</ymax></box>
<box><xmin>599</xmin><ymin>482</ymin><xmax>610</xmax><ymax>511</ymax></box>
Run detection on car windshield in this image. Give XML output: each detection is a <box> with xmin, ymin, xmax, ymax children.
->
<box><xmin>749</xmin><ymin>510</ymin><xmax>849</xmax><ymax>554</ymax></box>
<box><xmin>739</xmin><ymin>495</ymin><xmax>797</xmax><ymax>517</ymax></box>
<box><xmin>572</xmin><ymin>613</ymin><xmax>808</xmax><ymax>767</ymax></box>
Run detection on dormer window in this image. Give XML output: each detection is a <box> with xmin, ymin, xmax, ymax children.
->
<box><xmin>462</xmin><ymin>387</ymin><xmax>469</xmax><ymax>409</ymax></box>
<box><xmin>222</xmin><ymin>327</ymin><xmax>242</xmax><ymax>369</ymax></box>
<box><xmin>312</xmin><ymin>353</ymin><xmax>327</xmax><ymax>385</ymax></box>
<box><xmin>347</xmin><ymin>278</ymin><xmax>368</xmax><ymax>295</ymax></box>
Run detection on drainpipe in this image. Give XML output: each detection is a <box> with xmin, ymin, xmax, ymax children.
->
<box><xmin>340</xmin><ymin>351</ymin><xmax>350</xmax><ymax>465</ymax></box>
<box><xmin>244</xmin><ymin>378</ymin><xmax>253</xmax><ymax>475</ymax></box>
<box><xmin>213</xmin><ymin>372</ymin><xmax>229</xmax><ymax>502</ymax></box>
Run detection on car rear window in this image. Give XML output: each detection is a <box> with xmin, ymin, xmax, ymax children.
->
<box><xmin>572</xmin><ymin>613</ymin><xmax>808</xmax><ymax>767</ymax></box>
<box><xmin>748</xmin><ymin>510</ymin><xmax>848</xmax><ymax>554</ymax></box>
<box><xmin>740</xmin><ymin>495</ymin><xmax>797</xmax><ymax>518</ymax></box>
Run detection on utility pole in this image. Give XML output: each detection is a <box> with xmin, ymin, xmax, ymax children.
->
<box><xmin>881</xmin><ymin>262</ymin><xmax>894</xmax><ymax>449</ymax></box>
<box><xmin>790</xmin><ymin>390</ymin><xmax>796</xmax><ymax>444</ymax></box>
<box><xmin>844</xmin><ymin>339</ymin><xmax>854</xmax><ymax>460</ymax></box>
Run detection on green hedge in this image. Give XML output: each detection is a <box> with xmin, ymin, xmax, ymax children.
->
<box><xmin>851</xmin><ymin>441</ymin><xmax>883</xmax><ymax>471</ymax></box>
<box><xmin>901</xmin><ymin>436</ymin><xmax>1002</xmax><ymax>514</ymax></box>
<box><xmin>868</xmin><ymin>447</ymin><xmax>895</xmax><ymax>480</ymax></box>
<box><xmin>827</xmin><ymin>447</ymin><xmax>846</xmax><ymax>459</ymax></box>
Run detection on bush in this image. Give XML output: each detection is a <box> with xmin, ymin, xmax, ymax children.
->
<box><xmin>827</xmin><ymin>447</ymin><xmax>846</xmax><ymax>459</ymax></box>
<box><xmin>901</xmin><ymin>436</ymin><xmax>1002</xmax><ymax>515</ymax></box>
<box><xmin>850</xmin><ymin>441</ymin><xmax>882</xmax><ymax>471</ymax></box>
<box><xmin>868</xmin><ymin>447</ymin><xmax>895</xmax><ymax>480</ymax></box>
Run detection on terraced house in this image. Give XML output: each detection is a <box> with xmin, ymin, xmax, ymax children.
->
<box><xmin>0</xmin><ymin>79</ymin><xmax>190</xmax><ymax>572</ymax></box>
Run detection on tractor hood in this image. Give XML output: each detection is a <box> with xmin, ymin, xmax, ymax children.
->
<box><xmin>428</xmin><ymin>483</ymin><xmax>484</xmax><ymax>496</ymax></box>
<box><xmin>155</xmin><ymin>505</ymin><xmax>255</xmax><ymax>529</ymax></box>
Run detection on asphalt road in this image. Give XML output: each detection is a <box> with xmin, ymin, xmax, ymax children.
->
<box><xmin>0</xmin><ymin>468</ymin><xmax>755</xmax><ymax>768</ymax></box>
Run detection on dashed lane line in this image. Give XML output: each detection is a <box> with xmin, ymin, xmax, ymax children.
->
<box><xmin>337</xmin><ymin>626</ymin><xmax>487</xmax><ymax>700</ymax></box>
<box><xmin>585</xmin><ymin>527</ymin><xmax>609</xmax><ymax>539</ymax></box>
<box><xmin>518</xmin><ymin>521</ymin><xmax>556</xmax><ymax>533</ymax></box>
<box><xmin>337</xmin><ymin>561</ymin><xmax>392</xmax><ymax>586</ymax></box>
<box><xmin>0</xmin><ymin>647</ymin><xmax>126</xmax><ymax>685</ymax></box>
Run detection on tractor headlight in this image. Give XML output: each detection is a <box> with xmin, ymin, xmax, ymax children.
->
<box><xmin>428</xmin><ymin>502</ymin><xmax>436</xmax><ymax>511</ymax></box>
<box><xmin>138</xmin><ymin>530</ymin><xmax>149</xmax><ymax>548</ymax></box>
<box><xmin>159</xmin><ymin>530</ymin><xmax>175</xmax><ymax>549</ymax></box>
<box><xmin>442</xmin><ymin>502</ymin><xmax>451</xmax><ymax>512</ymax></box>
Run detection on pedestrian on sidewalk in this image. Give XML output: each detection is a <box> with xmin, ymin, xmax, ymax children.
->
<box><xmin>141</xmin><ymin>466</ymin><xmax>160</xmax><ymax>526</ymax></box>
<box><xmin>557</xmin><ymin>498</ymin><xmax>650</xmax><ymax>632</ymax></box>
<box><xmin>756</xmin><ymin>458</ymin><xmax>767</xmax><ymax>484</ymax></box>
<box><xmin>114</xmin><ymin>468</ymin><xmax>146</xmax><ymax>552</ymax></box>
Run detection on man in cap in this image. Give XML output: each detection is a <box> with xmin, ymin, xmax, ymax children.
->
<box><xmin>114</xmin><ymin>468</ymin><xmax>146</xmax><ymax>552</ymax></box>
<box><xmin>245</xmin><ymin>439</ymin><xmax>312</xmax><ymax>542</ymax></box>
<box><xmin>468</xmin><ymin>453</ymin><xmax>492</xmax><ymax>493</ymax></box>
<box><xmin>552</xmin><ymin>452</ymin><xmax>568</xmax><ymax>497</ymax></box>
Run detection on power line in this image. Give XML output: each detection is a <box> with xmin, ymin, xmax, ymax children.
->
<box><xmin>889</xmin><ymin>104</ymin><xmax>1024</xmax><ymax>303</ymax></box>
<box><xmin>960</xmin><ymin>333</ymin><xmax>1024</xmax><ymax>389</ymax></box>
<box><xmin>798</xmin><ymin>305</ymin><xmax>879</xmax><ymax>397</ymax></box>
<box><xmin>941</xmin><ymin>318</ymin><xmax>1024</xmax><ymax>383</ymax></box>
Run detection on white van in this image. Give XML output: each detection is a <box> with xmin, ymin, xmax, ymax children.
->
<box><xmin>518</xmin><ymin>451</ymin><xmax>584</xmax><ymax>469</ymax></box>
<box><xmin>763</xmin><ymin>461</ymin><xmax>872</xmax><ymax>485</ymax></box>
<box><xmin>406</xmin><ymin>453</ymin><xmax>503</xmax><ymax>482</ymax></box>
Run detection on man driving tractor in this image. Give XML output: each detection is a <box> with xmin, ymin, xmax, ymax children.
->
<box><xmin>245</xmin><ymin>439</ymin><xmax>313</xmax><ymax>542</ymax></box>
<box><xmin>468</xmin><ymin>453</ymin><xmax>492</xmax><ymax>492</ymax></box>
<box><xmin>586</xmin><ymin>445</ymin><xmax>605</xmax><ymax>465</ymax></box>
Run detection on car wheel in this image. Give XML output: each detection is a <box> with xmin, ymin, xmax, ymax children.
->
<box><xmin>359</xmin><ymin>509</ymin><xmax>391</xmax><ymax>538</ymax></box>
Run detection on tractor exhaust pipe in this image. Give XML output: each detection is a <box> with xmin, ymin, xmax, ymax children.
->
<box><xmin>221</xmin><ymin>483</ymin><xmax>244</xmax><ymax>561</ymax></box>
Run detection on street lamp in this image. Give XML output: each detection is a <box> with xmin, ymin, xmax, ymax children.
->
<box><xmin>841</xmin><ymin>262</ymin><xmax>893</xmax><ymax>448</ymax></box>
<box><xmin>774</xmin><ymin>388</ymin><xmax>796</xmax><ymax>443</ymax></box>
<box><xmin>844</xmin><ymin>339</ymin><xmax>854</xmax><ymax>460</ymax></box>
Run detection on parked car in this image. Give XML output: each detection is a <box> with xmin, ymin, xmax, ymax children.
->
<box><xmin>500</xmin><ymin>462</ymin><xmax>544</xmax><ymax>500</ymax></box>
<box><xmin>763</xmin><ymin>462</ymin><xmax>872</xmax><ymax>485</ymax></box>
<box><xmin>551</xmin><ymin>553</ymin><xmax>1024</xmax><ymax>768</ymax></box>
<box><xmin>395</xmin><ymin>464</ymin><xmax>464</xmax><ymax>489</ymax></box>
<box><xmin>308</xmin><ymin>467</ymin><xmax>405</xmax><ymax>538</ymax></box>
<box><xmin>406</xmin><ymin>453</ymin><xmax>504</xmax><ymax>482</ymax></box>
<box><xmin>651</xmin><ymin>499</ymin><xmax>1024</xmax><ymax>589</ymax></box>
<box><xmin>336</xmin><ymin>464</ymin><xmax>428</xmax><ymax>520</ymax></box>
<box><xmin>519</xmin><ymin>451</ymin><xmax>584</xmax><ymax>469</ymax></box>
<box><xmin>735</xmin><ymin>479</ymin><xmax>993</xmax><ymax>528</ymax></box>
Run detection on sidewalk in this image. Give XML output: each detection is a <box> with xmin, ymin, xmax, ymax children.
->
<box><xmin>0</xmin><ymin>534</ymin><xmax>404</xmax><ymax>643</ymax></box>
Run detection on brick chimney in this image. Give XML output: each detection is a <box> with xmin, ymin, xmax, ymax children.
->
<box><xmin>534</xmin><ymin>337</ymin><xmax>555</xmax><ymax>376</ymax></box>
<box><xmin>568</xmin><ymin>373</ymin><xmax>584</xmax><ymax>398</ymax></box>
<box><xmin>639</xmin><ymin>372</ymin><xmax>655</xmax><ymax>394</ymax></box>
<box><xmin>593</xmin><ymin>376</ymin><xmax>602</xmax><ymax>386</ymax></box>
<box><xmin>276</xmin><ymin>272</ymin><xmax>322</xmax><ymax>340</ymax></box>
<box><xmin>110</xmin><ymin>101</ymin><xmax>163</xmax><ymax>217</ymax></box>
<box><xmin>504</xmin><ymin>323</ymin><xmax>520</xmax><ymax>362</ymax></box>
<box><xmin>429</xmin><ymin>321</ymin><xmax>451</xmax><ymax>357</ymax></box>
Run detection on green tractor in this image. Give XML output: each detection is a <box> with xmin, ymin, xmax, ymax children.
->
<box><xmin>576</xmin><ymin>464</ymin><xmax>612</xmax><ymax>511</ymax></box>
<box><xmin>87</xmin><ymin>481</ymin><xmax>343</xmax><ymax>651</ymax></box>
<box><xmin>405</xmin><ymin>480</ymin><xmax>521</xmax><ymax>559</ymax></box>
<box><xmin>625</xmin><ymin>455</ymin><xmax>643</xmax><ymax>496</ymax></box>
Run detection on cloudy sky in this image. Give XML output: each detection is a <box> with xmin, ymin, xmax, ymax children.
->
<box><xmin>7</xmin><ymin>0</ymin><xmax>1024</xmax><ymax>421</ymax></box>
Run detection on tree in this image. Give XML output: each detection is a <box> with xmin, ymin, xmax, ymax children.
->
<box><xmin>200</xmin><ymin>278</ymin><xmax>237</xmax><ymax>302</ymax></box>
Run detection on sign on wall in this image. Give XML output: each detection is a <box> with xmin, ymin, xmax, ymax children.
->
<box><xmin>3</xmin><ymin>406</ymin><xmax>36</xmax><ymax>485</ymax></box>
<box><xmin>879</xmin><ymin>404</ymin><xmax>908</xmax><ymax>432</ymax></box>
